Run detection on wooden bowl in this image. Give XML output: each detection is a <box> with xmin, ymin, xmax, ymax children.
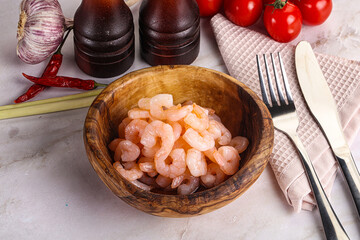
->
<box><xmin>84</xmin><ymin>65</ymin><xmax>274</xmax><ymax>217</ymax></box>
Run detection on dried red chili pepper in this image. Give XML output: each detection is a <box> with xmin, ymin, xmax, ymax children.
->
<box><xmin>14</xmin><ymin>29</ymin><xmax>71</xmax><ymax>103</ymax></box>
<box><xmin>22</xmin><ymin>74</ymin><xmax>107</xmax><ymax>90</ymax></box>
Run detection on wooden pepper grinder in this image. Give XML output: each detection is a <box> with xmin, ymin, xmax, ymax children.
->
<box><xmin>73</xmin><ymin>0</ymin><xmax>135</xmax><ymax>78</ymax></box>
<box><xmin>139</xmin><ymin>0</ymin><xmax>200</xmax><ymax>66</ymax></box>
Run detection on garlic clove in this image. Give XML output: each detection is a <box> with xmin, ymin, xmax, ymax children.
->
<box><xmin>16</xmin><ymin>0</ymin><xmax>68</xmax><ymax>64</ymax></box>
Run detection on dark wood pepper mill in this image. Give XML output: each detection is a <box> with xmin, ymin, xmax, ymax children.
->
<box><xmin>139</xmin><ymin>0</ymin><xmax>200</xmax><ymax>66</ymax></box>
<box><xmin>73</xmin><ymin>0</ymin><xmax>135</xmax><ymax>78</ymax></box>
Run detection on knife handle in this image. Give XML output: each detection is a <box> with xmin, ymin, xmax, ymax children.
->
<box><xmin>335</xmin><ymin>151</ymin><xmax>360</xmax><ymax>219</ymax></box>
<box><xmin>289</xmin><ymin>133</ymin><xmax>349</xmax><ymax>240</ymax></box>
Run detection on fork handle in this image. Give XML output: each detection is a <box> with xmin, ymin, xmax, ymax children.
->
<box><xmin>289</xmin><ymin>133</ymin><xmax>349</xmax><ymax>240</ymax></box>
<box><xmin>335</xmin><ymin>151</ymin><xmax>360</xmax><ymax>219</ymax></box>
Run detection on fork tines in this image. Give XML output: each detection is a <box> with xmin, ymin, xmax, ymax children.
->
<box><xmin>256</xmin><ymin>53</ymin><xmax>293</xmax><ymax>108</ymax></box>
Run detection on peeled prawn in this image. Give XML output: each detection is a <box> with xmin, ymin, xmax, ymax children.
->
<box><xmin>203</xmin><ymin>147</ymin><xmax>223</xmax><ymax>163</ymax></box>
<box><xmin>155</xmin><ymin>148</ymin><xmax>186</xmax><ymax>178</ymax></box>
<box><xmin>138</xmin><ymin>97</ymin><xmax>151</xmax><ymax>110</ymax></box>
<box><xmin>114</xmin><ymin>140</ymin><xmax>140</xmax><ymax>162</ymax></box>
<box><xmin>182</xmin><ymin>128</ymin><xmax>215</xmax><ymax>151</ymax></box>
<box><xmin>173</xmin><ymin>138</ymin><xmax>191</xmax><ymax>151</ymax></box>
<box><xmin>141</xmin><ymin>120</ymin><xmax>175</xmax><ymax>163</ymax></box>
<box><xmin>118</xmin><ymin>117</ymin><xmax>132</xmax><ymax>138</ymax></box>
<box><xmin>123</xmin><ymin>161</ymin><xmax>136</xmax><ymax>170</ymax></box>
<box><xmin>125</xmin><ymin>119</ymin><xmax>148</xmax><ymax>143</ymax></box>
<box><xmin>216</xmin><ymin>146</ymin><xmax>240</xmax><ymax>175</ymax></box>
<box><xmin>108</xmin><ymin>138</ymin><xmax>122</xmax><ymax>152</ymax></box>
<box><xmin>177</xmin><ymin>171</ymin><xmax>200</xmax><ymax>195</ymax></box>
<box><xmin>207</xmin><ymin>120</ymin><xmax>231</xmax><ymax>145</ymax></box>
<box><xmin>149</xmin><ymin>94</ymin><xmax>173</xmax><ymax>120</ymax></box>
<box><xmin>156</xmin><ymin>175</ymin><xmax>172</xmax><ymax>188</ymax></box>
<box><xmin>200</xmin><ymin>163</ymin><xmax>226</xmax><ymax>188</ymax></box>
<box><xmin>142</xmin><ymin>142</ymin><xmax>161</xmax><ymax>158</ymax></box>
<box><xmin>138</xmin><ymin>173</ymin><xmax>156</xmax><ymax>186</ymax></box>
<box><xmin>165</xmin><ymin>104</ymin><xmax>193</xmax><ymax>122</ymax></box>
<box><xmin>171</xmin><ymin>175</ymin><xmax>184</xmax><ymax>189</ymax></box>
<box><xmin>207</xmin><ymin>120</ymin><xmax>222</xmax><ymax>140</ymax></box>
<box><xmin>186</xmin><ymin>148</ymin><xmax>207</xmax><ymax>177</ymax></box>
<box><xmin>229</xmin><ymin>136</ymin><xmax>249</xmax><ymax>153</ymax></box>
<box><xmin>169</xmin><ymin>121</ymin><xmax>182</xmax><ymax>141</ymax></box>
<box><xmin>208</xmin><ymin>113</ymin><xmax>221</xmax><ymax>123</ymax></box>
<box><xmin>138</xmin><ymin>157</ymin><xmax>157</xmax><ymax>176</ymax></box>
<box><xmin>113</xmin><ymin>161</ymin><xmax>143</xmax><ymax>181</ymax></box>
<box><xmin>184</xmin><ymin>104</ymin><xmax>209</xmax><ymax>132</ymax></box>
<box><xmin>128</xmin><ymin>108</ymin><xmax>151</xmax><ymax>119</ymax></box>
<box><xmin>131</xmin><ymin>179</ymin><xmax>153</xmax><ymax>191</ymax></box>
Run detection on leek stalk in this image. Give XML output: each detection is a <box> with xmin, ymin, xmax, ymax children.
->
<box><xmin>0</xmin><ymin>89</ymin><xmax>102</xmax><ymax>120</ymax></box>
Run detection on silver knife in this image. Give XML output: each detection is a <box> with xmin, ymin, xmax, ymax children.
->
<box><xmin>295</xmin><ymin>41</ymin><xmax>360</xmax><ymax>219</ymax></box>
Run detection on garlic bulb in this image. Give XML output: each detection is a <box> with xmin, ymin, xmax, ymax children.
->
<box><xmin>17</xmin><ymin>0</ymin><xmax>71</xmax><ymax>64</ymax></box>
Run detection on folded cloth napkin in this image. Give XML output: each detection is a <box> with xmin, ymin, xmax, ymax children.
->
<box><xmin>210</xmin><ymin>14</ymin><xmax>360</xmax><ymax>212</ymax></box>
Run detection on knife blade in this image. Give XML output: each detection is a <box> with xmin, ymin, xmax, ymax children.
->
<box><xmin>295</xmin><ymin>41</ymin><xmax>360</xmax><ymax>218</ymax></box>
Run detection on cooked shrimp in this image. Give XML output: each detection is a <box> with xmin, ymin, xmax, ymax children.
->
<box><xmin>173</xmin><ymin>137</ymin><xmax>191</xmax><ymax>151</ymax></box>
<box><xmin>131</xmin><ymin>180</ymin><xmax>152</xmax><ymax>191</ymax></box>
<box><xmin>141</xmin><ymin>120</ymin><xmax>175</xmax><ymax>163</ymax></box>
<box><xmin>113</xmin><ymin>161</ymin><xmax>143</xmax><ymax>181</ymax></box>
<box><xmin>108</xmin><ymin>138</ymin><xmax>122</xmax><ymax>152</ymax></box>
<box><xmin>123</xmin><ymin>161</ymin><xmax>136</xmax><ymax>170</ymax></box>
<box><xmin>128</xmin><ymin>108</ymin><xmax>151</xmax><ymax>119</ymax></box>
<box><xmin>155</xmin><ymin>175</ymin><xmax>172</xmax><ymax>188</ymax></box>
<box><xmin>229</xmin><ymin>136</ymin><xmax>249</xmax><ymax>153</ymax></box>
<box><xmin>169</xmin><ymin>121</ymin><xmax>182</xmax><ymax>141</ymax></box>
<box><xmin>177</xmin><ymin>119</ymin><xmax>188</xmax><ymax>135</ymax></box>
<box><xmin>200</xmin><ymin>163</ymin><xmax>226</xmax><ymax>188</ymax></box>
<box><xmin>138</xmin><ymin>97</ymin><xmax>151</xmax><ymax>110</ymax></box>
<box><xmin>165</xmin><ymin>104</ymin><xmax>193</xmax><ymax>122</ymax></box>
<box><xmin>177</xmin><ymin>170</ymin><xmax>200</xmax><ymax>195</ymax></box>
<box><xmin>203</xmin><ymin>147</ymin><xmax>223</xmax><ymax>163</ymax></box>
<box><xmin>207</xmin><ymin>120</ymin><xmax>231</xmax><ymax>145</ymax></box>
<box><xmin>207</xmin><ymin>120</ymin><xmax>222</xmax><ymax>140</ymax></box>
<box><xmin>138</xmin><ymin>157</ymin><xmax>157</xmax><ymax>175</ymax></box>
<box><xmin>182</xmin><ymin>128</ymin><xmax>215</xmax><ymax>151</ymax></box>
<box><xmin>216</xmin><ymin>146</ymin><xmax>240</xmax><ymax>175</ymax></box>
<box><xmin>138</xmin><ymin>173</ymin><xmax>156</xmax><ymax>186</ymax></box>
<box><xmin>184</xmin><ymin>104</ymin><xmax>209</xmax><ymax>132</ymax></box>
<box><xmin>186</xmin><ymin>148</ymin><xmax>207</xmax><ymax>177</ymax></box>
<box><xmin>142</xmin><ymin>143</ymin><xmax>161</xmax><ymax>158</ymax></box>
<box><xmin>114</xmin><ymin>140</ymin><xmax>141</xmax><ymax>162</ymax></box>
<box><xmin>147</xmin><ymin>171</ymin><xmax>158</xmax><ymax>178</ymax></box>
<box><xmin>149</xmin><ymin>94</ymin><xmax>174</xmax><ymax>120</ymax></box>
<box><xmin>155</xmin><ymin>148</ymin><xmax>186</xmax><ymax>178</ymax></box>
<box><xmin>125</xmin><ymin>119</ymin><xmax>148</xmax><ymax>144</ymax></box>
<box><xmin>171</xmin><ymin>175</ymin><xmax>184</xmax><ymax>188</ymax></box>
<box><xmin>208</xmin><ymin>113</ymin><xmax>221</xmax><ymax>123</ymax></box>
<box><xmin>118</xmin><ymin>117</ymin><xmax>132</xmax><ymax>138</ymax></box>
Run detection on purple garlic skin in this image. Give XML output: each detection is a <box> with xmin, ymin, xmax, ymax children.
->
<box><xmin>17</xmin><ymin>0</ymin><xmax>66</xmax><ymax>64</ymax></box>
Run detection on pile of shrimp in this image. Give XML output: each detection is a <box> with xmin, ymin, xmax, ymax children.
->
<box><xmin>109</xmin><ymin>94</ymin><xmax>249</xmax><ymax>195</ymax></box>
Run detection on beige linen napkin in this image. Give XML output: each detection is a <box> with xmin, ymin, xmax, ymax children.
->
<box><xmin>210</xmin><ymin>14</ymin><xmax>360</xmax><ymax>212</ymax></box>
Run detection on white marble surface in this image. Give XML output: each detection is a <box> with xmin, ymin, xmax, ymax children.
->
<box><xmin>1</xmin><ymin>0</ymin><xmax>360</xmax><ymax>239</ymax></box>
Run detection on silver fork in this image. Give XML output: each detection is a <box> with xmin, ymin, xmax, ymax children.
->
<box><xmin>257</xmin><ymin>53</ymin><xmax>349</xmax><ymax>240</ymax></box>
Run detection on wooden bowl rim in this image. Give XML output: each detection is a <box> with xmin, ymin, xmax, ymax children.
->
<box><xmin>84</xmin><ymin>65</ymin><xmax>274</xmax><ymax>204</ymax></box>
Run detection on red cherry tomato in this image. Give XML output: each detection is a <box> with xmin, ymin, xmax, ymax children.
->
<box><xmin>292</xmin><ymin>0</ymin><xmax>332</xmax><ymax>25</ymax></box>
<box><xmin>196</xmin><ymin>0</ymin><xmax>223</xmax><ymax>17</ymax></box>
<box><xmin>263</xmin><ymin>2</ymin><xmax>302</xmax><ymax>42</ymax></box>
<box><xmin>224</xmin><ymin>0</ymin><xmax>263</xmax><ymax>27</ymax></box>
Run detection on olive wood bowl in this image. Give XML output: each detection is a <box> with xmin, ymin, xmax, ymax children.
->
<box><xmin>84</xmin><ymin>65</ymin><xmax>274</xmax><ymax>217</ymax></box>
